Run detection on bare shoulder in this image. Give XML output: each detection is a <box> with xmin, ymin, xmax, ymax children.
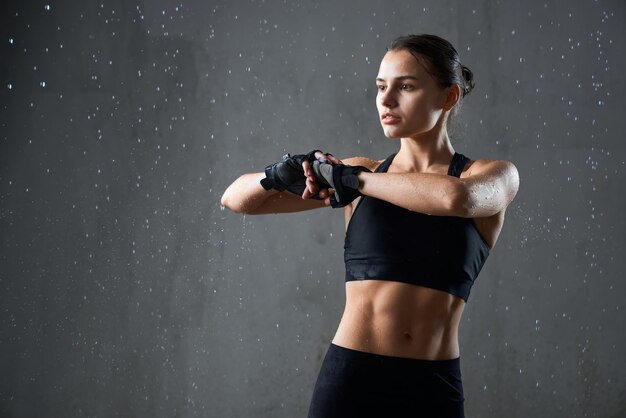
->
<box><xmin>464</xmin><ymin>158</ymin><xmax>519</xmax><ymax>180</ymax></box>
<box><xmin>339</xmin><ymin>156</ymin><xmax>384</xmax><ymax>172</ymax></box>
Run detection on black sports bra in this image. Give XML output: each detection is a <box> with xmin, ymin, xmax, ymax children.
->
<box><xmin>343</xmin><ymin>152</ymin><xmax>491</xmax><ymax>301</ymax></box>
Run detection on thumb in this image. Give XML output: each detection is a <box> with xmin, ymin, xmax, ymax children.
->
<box><xmin>313</xmin><ymin>160</ymin><xmax>335</xmax><ymax>188</ymax></box>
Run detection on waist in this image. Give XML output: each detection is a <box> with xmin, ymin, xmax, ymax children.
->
<box><xmin>333</xmin><ymin>280</ymin><xmax>465</xmax><ymax>360</ymax></box>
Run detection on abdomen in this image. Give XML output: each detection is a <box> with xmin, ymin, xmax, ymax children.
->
<box><xmin>332</xmin><ymin>280</ymin><xmax>465</xmax><ymax>360</ymax></box>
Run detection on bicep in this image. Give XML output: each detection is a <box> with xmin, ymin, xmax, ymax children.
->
<box><xmin>457</xmin><ymin>160</ymin><xmax>519</xmax><ymax>218</ymax></box>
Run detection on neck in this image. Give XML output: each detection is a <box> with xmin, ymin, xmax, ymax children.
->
<box><xmin>394</xmin><ymin>131</ymin><xmax>455</xmax><ymax>173</ymax></box>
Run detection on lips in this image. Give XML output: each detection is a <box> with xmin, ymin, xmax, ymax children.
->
<box><xmin>381</xmin><ymin>112</ymin><xmax>401</xmax><ymax>124</ymax></box>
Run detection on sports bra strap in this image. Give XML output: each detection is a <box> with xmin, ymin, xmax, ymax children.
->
<box><xmin>448</xmin><ymin>153</ymin><xmax>470</xmax><ymax>177</ymax></box>
<box><xmin>375</xmin><ymin>153</ymin><xmax>397</xmax><ymax>173</ymax></box>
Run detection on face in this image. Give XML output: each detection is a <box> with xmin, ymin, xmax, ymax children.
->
<box><xmin>375</xmin><ymin>49</ymin><xmax>451</xmax><ymax>139</ymax></box>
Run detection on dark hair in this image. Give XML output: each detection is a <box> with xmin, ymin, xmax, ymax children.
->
<box><xmin>388</xmin><ymin>34</ymin><xmax>474</xmax><ymax>131</ymax></box>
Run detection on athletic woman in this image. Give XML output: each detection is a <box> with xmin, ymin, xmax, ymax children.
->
<box><xmin>221</xmin><ymin>34</ymin><xmax>519</xmax><ymax>418</ymax></box>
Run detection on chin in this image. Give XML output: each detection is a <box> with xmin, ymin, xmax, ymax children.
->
<box><xmin>382</xmin><ymin>128</ymin><xmax>403</xmax><ymax>139</ymax></box>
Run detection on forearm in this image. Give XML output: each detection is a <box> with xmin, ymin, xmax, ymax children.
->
<box><xmin>221</xmin><ymin>172</ymin><xmax>279</xmax><ymax>214</ymax></box>
<box><xmin>357</xmin><ymin>171</ymin><xmax>464</xmax><ymax>216</ymax></box>
<box><xmin>357</xmin><ymin>159</ymin><xmax>519</xmax><ymax>218</ymax></box>
<box><xmin>221</xmin><ymin>172</ymin><xmax>330</xmax><ymax>214</ymax></box>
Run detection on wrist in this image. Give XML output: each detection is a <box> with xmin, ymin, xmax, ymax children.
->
<box><xmin>356</xmin><ymin>170</ymin><xmax>370</xmax><ymax>192</ymax></box>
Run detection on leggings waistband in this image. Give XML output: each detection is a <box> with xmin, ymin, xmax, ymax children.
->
<box><xmin>326</xmin><ymin>343</ymin><xmax>461</xmax><ymax>373</ymax></box>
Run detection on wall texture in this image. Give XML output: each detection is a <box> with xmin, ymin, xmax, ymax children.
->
<box><xmin>1</xmin><ymin>0</ymin><xmax>625</xmax><ymax>417</ymax></box>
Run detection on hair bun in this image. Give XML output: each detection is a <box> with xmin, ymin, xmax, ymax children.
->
<box><xmin>460</xmin><ymin>64</ymin><xmax>475</xmax><ymax>97</ymax></box>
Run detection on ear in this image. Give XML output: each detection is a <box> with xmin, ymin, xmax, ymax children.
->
<box><xmin>441</xmin><ymin>84</ymin><xmax>461</xmax><ymax>112</ymax></box>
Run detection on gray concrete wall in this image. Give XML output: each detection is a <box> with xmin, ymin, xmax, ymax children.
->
<box><xmin>1</xmin><ymin>0</ymin><xmax>625</xmax><ymax>416</ymax></box>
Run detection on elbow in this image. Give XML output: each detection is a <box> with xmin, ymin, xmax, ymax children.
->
<box><xmin>220</xmin><ymin>192</ymin><xmax>228</xmax><ymax>208</ymax></box>
<box><xmin>220</xmin><ymin>190</ymin><xmax>246</xmax><ymax>214</ymax></box>
<box><xmin>219</xmin><ymin>192</ymin><xmax>234</xmax><ymax>212</ymax></box>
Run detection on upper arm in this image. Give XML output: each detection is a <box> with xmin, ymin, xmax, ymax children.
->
<box><xmin>455</xmin><ymin>159</ymin><xmax>520</xmax><ymax>218</ymax></box>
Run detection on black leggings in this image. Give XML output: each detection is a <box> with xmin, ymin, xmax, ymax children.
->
<box><xmin>308</xmin><ymin>343</ymin><xmax>465</xmax><ymax>418</ymax></box>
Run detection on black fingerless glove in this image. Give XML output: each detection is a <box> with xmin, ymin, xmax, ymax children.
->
<box><xmin>260</xmin><ymin>150</ymin><xmax>323</xmax><ymax>198</ymax></box>
<box><xmin>311</xmin><ymin>160</ymin><xmax>372</xmax><ymax>208</ymax></box>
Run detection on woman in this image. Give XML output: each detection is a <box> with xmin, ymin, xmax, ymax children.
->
<box><xmin>221</xmin><ymin>34</ymin><xmax>519</xmax><ymax>418</ymax></box>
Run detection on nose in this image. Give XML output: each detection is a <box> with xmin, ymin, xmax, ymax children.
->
<box><xmin>378</xmin><ymin>88</ymin><xmax>397</xmax><ymax>108</ymax></box>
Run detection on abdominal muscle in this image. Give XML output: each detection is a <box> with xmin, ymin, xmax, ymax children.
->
<box><xmin>332</xmin><ymin>279</ymin><xmax>466</xmax><ymax>360</ymax></box>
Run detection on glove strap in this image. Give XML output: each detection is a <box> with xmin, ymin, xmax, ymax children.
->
<box><xmin>260</xmin><ymin>176</ymin><xmax>274</xmax><ymax>191</ymax></box>
<box><xmin>329</xmin><ymin>165</ymin><xmax>371</xmax><ymax>208</ymax></box>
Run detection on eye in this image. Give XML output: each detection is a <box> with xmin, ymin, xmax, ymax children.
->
<box><xmin>400</xmin><ymin>83</ymin><xmax>414</xmax><ymax>91</ymax></box>
<box><xmin>376</xmin><ymin>84</ymin><xmax>387</xmax><ymax>92</ymax></box>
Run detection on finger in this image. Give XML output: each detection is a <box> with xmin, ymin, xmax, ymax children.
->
<box><xmin>312</xmin><ymin>150</ymin><xmax>340</xmax><ymax>165</ymax></box>
<box><xmin>307</xmin><ymin>172</ymin><xmax>318</xmax><ymax>186</ymax></box>
<box><xmin>306</xmin><ymin>177</ymin><xmax>319</xmax><ymax>196</ymax></box>
<box><xmin>302</xmin><ymin>159</ymin><xmax>311</xmax><ymax>176</ymax></box>
<box><xmin>328</xmin><ymin>155</ymin><xmax>342</xmax><ymax>164</ymax></box>
<box><xmin>303</xmin><ymin>179</ymin><xmax>316</xmax><ymax>200</ymax></box>
<box><xmin>304</xmin><ymin>185</ymin><xmax>328</xmax><ymax>200</ymax></box>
